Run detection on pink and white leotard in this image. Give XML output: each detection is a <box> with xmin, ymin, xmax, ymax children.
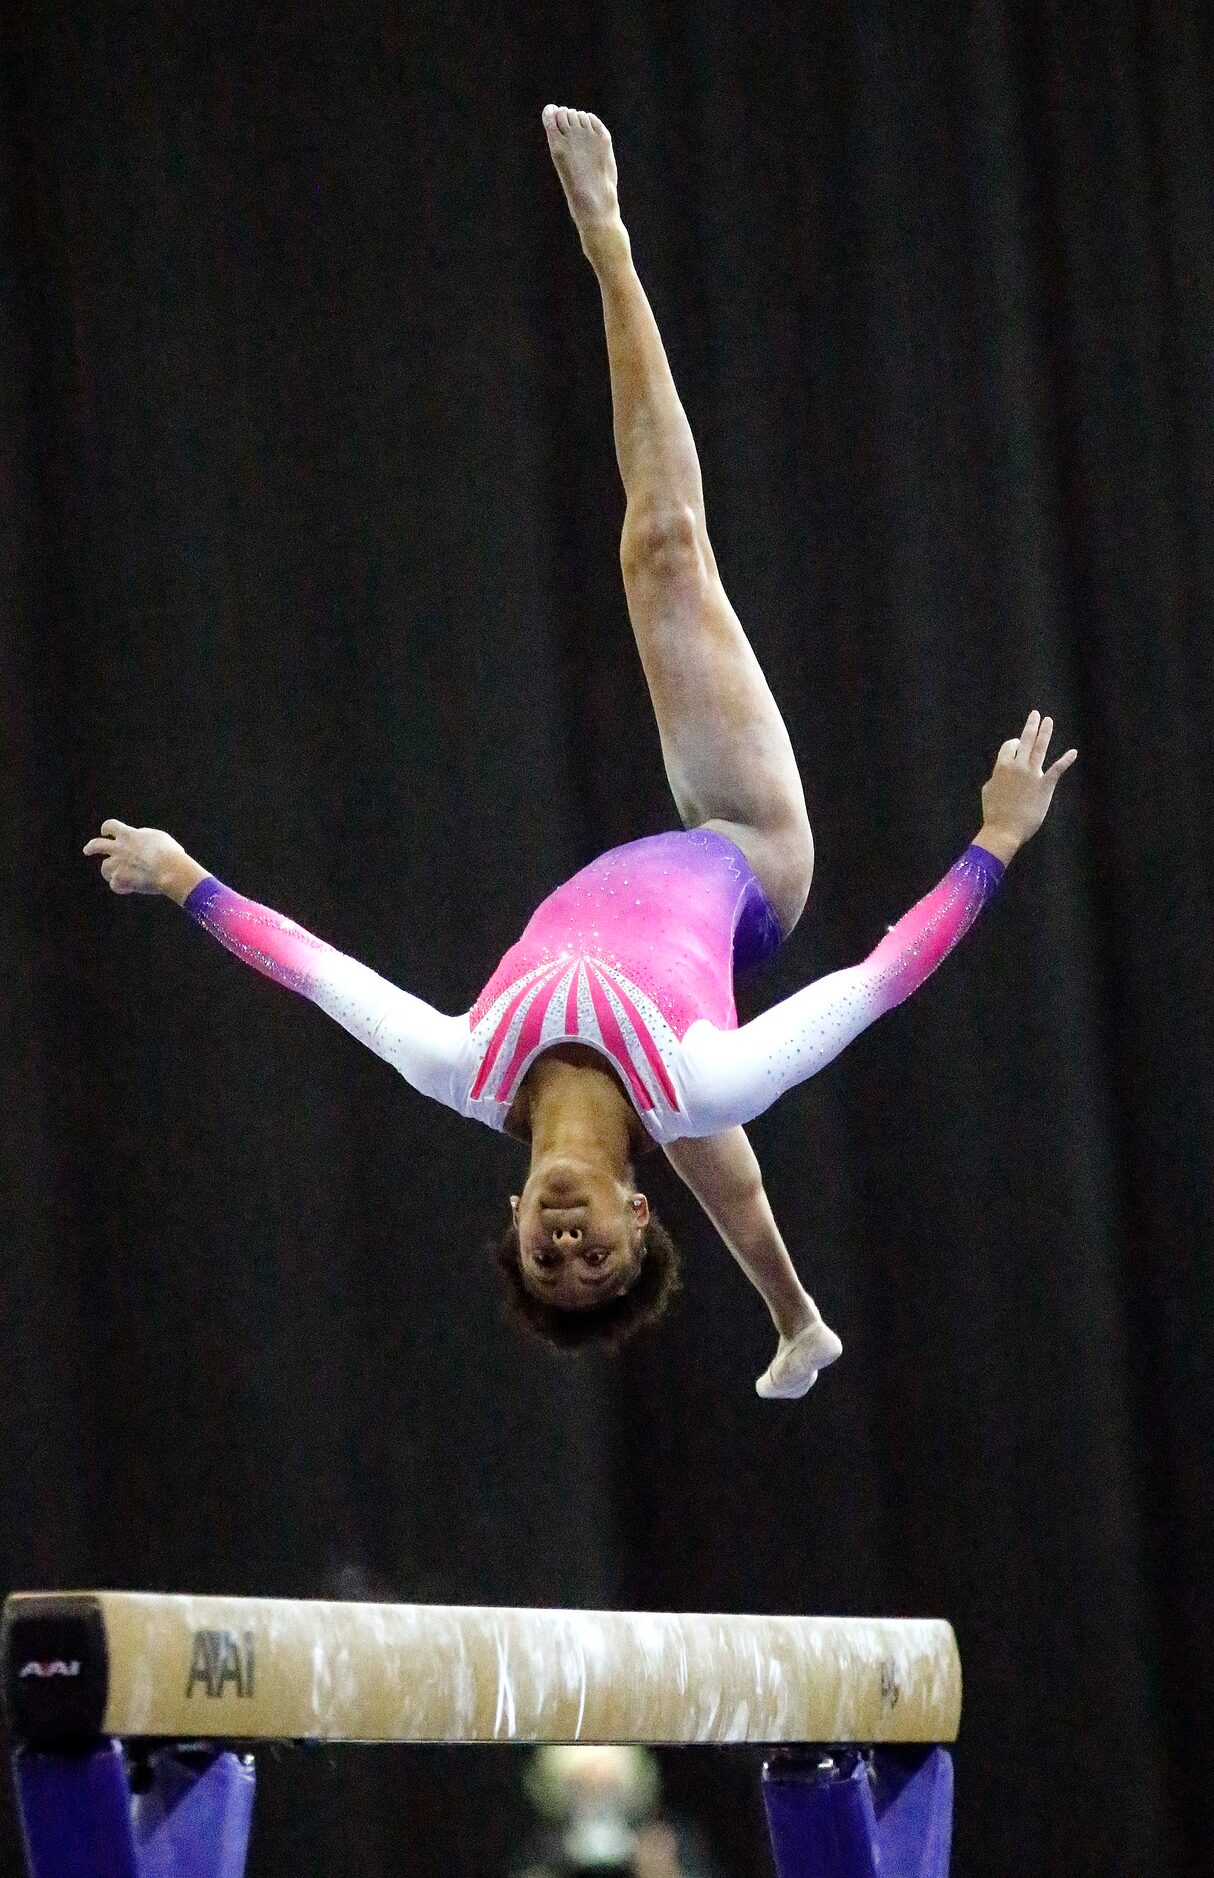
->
<box><xmin>183</xmin><ymin>829</ymin><xmax>1004</xmax><ymax>1144</ymax></box>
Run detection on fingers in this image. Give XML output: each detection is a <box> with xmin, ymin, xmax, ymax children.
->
<box><xmin>1016</xmin><ymin>709</ymin><xmax>1041</xmax><ymax>759</ymax></box>
<box><xmin>84</xmin><ymin>818</ymin><xmax>132</xmax><ymax>856</ymax></box>
<box><xmin>1045</xmin><ymin>748</ymin><xmax>1078</xmax><ymax>782</ymax></box>
<box><xmin>84</xmin><ymin>820</ymin><xmax>131</xmax><ymax>890</ymax></box>
<box><xmin>1030</xmin><ymin>714</ymin><xmax>1054</xmax><ymax>769</ymax></box>
<box><xmin>84</xmin><ymin>819</ymin><xmax>129</xmax><ymax>854</ymax></box>
<box><xmin>1006</xmin><ymin>711</ymin><xmax>1076</xmax><ymax>776</ymax></box>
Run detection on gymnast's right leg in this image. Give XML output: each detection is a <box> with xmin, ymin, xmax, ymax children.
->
<box><xmin>543</xmin><ymin>105</ymin><xmax>814</xmax><ymax>936</ymax></box>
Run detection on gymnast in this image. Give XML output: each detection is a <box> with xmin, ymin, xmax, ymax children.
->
<box><xmin>84</xmin><ymin>106</ymin><xmax>1076</xmax><ymax>1397</ymax></box>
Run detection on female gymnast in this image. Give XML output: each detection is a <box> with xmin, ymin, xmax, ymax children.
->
<box><xmin>84</xmin><ymin>107</ymin><xmax>1076</xmax><ymax>1397</ymax></box>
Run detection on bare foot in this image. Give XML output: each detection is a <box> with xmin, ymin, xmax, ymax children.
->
<box><xmin>542</xmin><ymin>104</ymin><xmax>625</xmax><ymax>260</ymax></box>
<box><xmin>755</xmin><ymin>1318</ymin><xmax>843</xmax><ymax>1401</ymax></box>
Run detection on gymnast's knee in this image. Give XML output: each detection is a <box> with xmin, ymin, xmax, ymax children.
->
<box><xmin>769</xmin><ymin>815</ymin><xmax>815</xmax><ymax>934</ymax></box>
<box><xmin>620</xmin><ymin>501</ymin><xmax>707</xmax><ymax>585</ymax></box>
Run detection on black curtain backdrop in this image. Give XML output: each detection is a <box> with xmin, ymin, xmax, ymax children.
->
<box><xmin>3</xmin><ymin>2</ymin><xmax>1211</xmax><ymax>1874</ymax></box>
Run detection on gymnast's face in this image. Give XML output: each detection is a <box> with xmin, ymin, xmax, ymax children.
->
<box><xmin>511</xmin><ymin>1162</ymin><xmax>649</xmax><ymax>1311</ymax></box>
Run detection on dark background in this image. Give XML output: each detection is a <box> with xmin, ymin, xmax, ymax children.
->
<box><xmin>3</xmin><ymin>1</ymin><xmax>1212</xmax><ymax>1873</ymax></box>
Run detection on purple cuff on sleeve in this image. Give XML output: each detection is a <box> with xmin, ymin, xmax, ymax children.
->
<box><xmin>962</xmin><ymin>843</ymin><xmax>1006</xmax><ymax>886</ymax></box>
<box><xmin>183</xmin><ymin>876</ymin><xmax>225</xmax><ymax>921</ymax></box>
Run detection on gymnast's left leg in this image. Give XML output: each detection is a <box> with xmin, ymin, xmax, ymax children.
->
<box><xmin>542</xmin><ymin>104</ymin><xmax>814</xmax><ymax>935</ymax></box>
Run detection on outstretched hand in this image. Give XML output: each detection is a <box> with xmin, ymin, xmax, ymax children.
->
<box><xmin>979</xmin><ymin>711</ymin><xmax>1077</xmax><ymax>860</ymax></box>
<box><xmin>83</xmin><ymin>819</ymin><xmax>189</xmax><ymax>896</ymax></box>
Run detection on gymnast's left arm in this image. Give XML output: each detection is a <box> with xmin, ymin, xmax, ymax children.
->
<box><xmin>82</xmin><ymin>819</ymin><xmax>470</xmax><ymax>1110</ymax></box>
<box><xmin>663</xmin><ymin>1126</ymin><xmax>844</xmax><ymax>1398</ymax></box>
<box><xmin>663</xmin><ymin>1128</ymin><xmax>833</xmax><ymax>1334</ymax></box>
<box><xmin>679</xmin><ymin>710</ymin><xmax>1078</xmax><ymax>1133</ymax></box>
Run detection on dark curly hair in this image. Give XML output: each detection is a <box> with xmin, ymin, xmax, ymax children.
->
<box><xmin>492</xmin><ymin>1213</ymin><xmax>682</xmax><ymax>1353</ymax></box>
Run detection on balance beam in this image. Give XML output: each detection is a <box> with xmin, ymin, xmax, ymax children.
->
<box><xmin>2</xmin><ymin>1592</ymin><xmax>961</xmax><ymax>1747</ymax></box>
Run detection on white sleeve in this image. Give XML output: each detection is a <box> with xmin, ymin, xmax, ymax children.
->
<box><xmin>183</xmin><ymin>875</ymin><xmax>471</xmax><ymax>1112</ymax></box>
<box><xmin>678</xmin><ymin>844</ymin><xmax>1006</xmax><ymax>1132</ymax></box>
<box><xmin>306</xmin><ymin>953</ymin><xmax>471</xmax><ymax>1110</ymax></box>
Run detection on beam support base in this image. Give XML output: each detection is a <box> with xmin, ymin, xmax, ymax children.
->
<box><xmin>12</xmin><ymin>1736</ymin><xmax>953</xmax><ymax>1877</ymax></box>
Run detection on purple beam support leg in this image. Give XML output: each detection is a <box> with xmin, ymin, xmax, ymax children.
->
<box><xmin>869</xmin><ymin>1747</ymin><xmax>953</xmax><ymax>1877</ymax></box>
<box><xmin>130</xmin><ymin>1747</ymin><xmax>255</xmax><ymax>1878</ymax></box>
<box><xmin>762</xmin><ymin>1751</ymin><xmax>880</xmax><ymax>1878</ymax></box>
<box><xmin>13</xmin><ymin>1742</ymin><xmax>255</xmax><ymax>1878</ymax></box>
<box><xmin>14</xmin><ymin>1741</ymin><xmax>140</xmax><ymax>1878</ymax></box>
<box><xmin>762</xmin><ymin>1748</ymin><xmax>953</xmax><ymax>1878</ymax></box>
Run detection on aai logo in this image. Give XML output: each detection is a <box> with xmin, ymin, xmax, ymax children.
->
<box><xmin>185</xmin><ymin>1629</ymin><xmax>256</xmax><ymax>1700</ymax></box>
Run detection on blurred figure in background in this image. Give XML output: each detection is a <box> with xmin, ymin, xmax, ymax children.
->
<box><xmin>511</xmin><ymin>1745</ymin><xmax>722</xmax><ymax>1878</ymax></box>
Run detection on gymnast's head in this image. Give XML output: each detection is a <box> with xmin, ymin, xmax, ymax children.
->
<box><xmin>495</xmin><ymin>1156</ymin><xmax>681</xmax><ymax>1351</ymax></box>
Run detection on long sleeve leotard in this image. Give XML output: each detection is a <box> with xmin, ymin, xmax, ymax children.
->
<box><xmin>183</xmin><ymin>829</ymin><xmax>1003</xmax><ymax>1143</ymax></box>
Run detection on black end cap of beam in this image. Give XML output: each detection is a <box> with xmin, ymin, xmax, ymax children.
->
<box><xmin>2</xmin><ymin>1596</ymin><xmax>108</xmax><ymax>1743</ymax></box>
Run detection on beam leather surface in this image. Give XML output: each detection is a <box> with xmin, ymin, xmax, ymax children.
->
<box><xmin>3</xmin><ymin>1594</ymin><xmax>961</xmax><ymax>1746</ymax></box>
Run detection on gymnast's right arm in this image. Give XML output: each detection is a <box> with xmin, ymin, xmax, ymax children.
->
<box><xmin>82</xmin><ymin>820</ymin><xmax>470</xmax><ymax>1110</ymax></box>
